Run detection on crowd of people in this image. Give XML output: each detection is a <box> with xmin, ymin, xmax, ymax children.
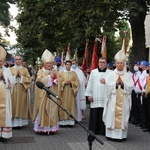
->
<box><xmin>0</xmin><ymin>45</ymin><xmax>150</xmax><ymax>143</ymax></box>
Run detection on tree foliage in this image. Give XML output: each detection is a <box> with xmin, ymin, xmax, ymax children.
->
<box><xmin>119</xmin><ymin>1</ymin><xmax>150</xmax><ymax>62</ymax></box>
<box><xmin>0</xmin><ymin>0</ymin><xmax>15</xmax><ymax>27</ymax></box>
<box><xmin>15</xmin><ymin>0</ymin><xmax>150</xmax><ymax>65</ymax></box>
<box><xmin>0</xmin><ymin>0</ymin><xmax>15</xmax><ymax>44</ymax></box>
<box><xmin>15</xmin><ymin>0</ymin><xmax>124</xmax><ymax>64</ymax></box>
<box><xmin>128</xmin><ymin>1</ymin><xmax>150</xmax><ymax>62</ymax></box>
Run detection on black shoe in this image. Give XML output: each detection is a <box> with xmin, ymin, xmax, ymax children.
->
<box><xmin>135</xmin><ymin>124</ymin><xmax>141</xmax><ymax>127</ymax></box>
<box><xmin>141</xmin><ymin>126</ymin><xmax>147</xmax><ymax>129</ymax></box>
<box><xmin>106</xmin><ymin>137</ymin><xmax>111</xmax><ymax>140</ymax></box>
<box><xmin>143</xmin><ymin>129</ymin><xmax>150</xmax><ymax>132</ymax></box>
<box><xmin>132</xmin><ymin>121</ymin><xmax>139</xmax><ymax>125</ymax></box>
<box><xmin>106</xmin><ymin>137</ymin><xmax>114</xmax><ymax>141</ymax></box>
<box><xmin>112</xmin><ymin>139</ymin><xmax>124</xmax><ymax>142</ymax></box>
<box><xmin>0</xmin><ymin>137</ymin><xmax>5</xmax><ymax>142</ymax></box>
<box><xmin>13</xmin><ymin>126</ymin><xmax>22</xmax><ymax>129</ymax></box>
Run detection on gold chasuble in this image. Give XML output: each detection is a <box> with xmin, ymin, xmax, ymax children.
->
<box><xmin>32</xmin><ymin>68</ymin><xmax>59</xmax><ymax>127</ymax></box>
<box><xmin>58</xmin><ymin>71</ymin><xmax>80</xmax><ymax>121</ymax></box>
<box><xmin>0</xmin><ymin>80</ymin><xmax>6</xmax><ymax>127</ymax></box>
<box><xmin>115</xmin><ymin>74</ymin><xmax>124</xmax><ymax>129</ymax></box>
<box><xmin>10</xmin><ymin>67</ymin><xmax>32</xmax><ymax>119</ymax></box>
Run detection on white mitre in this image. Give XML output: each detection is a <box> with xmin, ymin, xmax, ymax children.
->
<box><xmin>0</xmin><ymin>46</ymin><xmax>7</xmax><ymax>61</ymax></box>
<box><xmin>114</xmin><ymin>50</ymin><xmax>126</xmax><ymax>62</ymax></box>
<box><xmin>41</xmin><ymin>49</ymin><xmax>54</xmax><ymax>63</ymax></box>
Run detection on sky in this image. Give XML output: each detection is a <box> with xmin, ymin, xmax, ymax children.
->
<box><xmin>0</xmin><ymin>4</ymin><xmax>18</xmax><ymax>45</ymax></box>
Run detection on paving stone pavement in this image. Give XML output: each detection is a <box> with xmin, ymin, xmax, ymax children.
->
<box><xmin>1</xmin><ymin>90</ymin><xmax>150</xmax><ymax>150</ymax></box>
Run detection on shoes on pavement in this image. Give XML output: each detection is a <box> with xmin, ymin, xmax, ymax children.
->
<box><xmin>135</xmin><ymin>124</ymin><xmax>141</xmax><ymax>127</ymax></box>
<box><xmin>0</xmin><ymin>137</ymin><xmax>5</xmax><ymax>142</ymax></box>
<box><xmin>141</xmin><ymin>126</ymin><xmax>147</xmax><ymax>129</ymax></box>
<box><xmin>143</xmin><ymin>129</ymin><xmax>150</xmax><ymax>132</ymax></box>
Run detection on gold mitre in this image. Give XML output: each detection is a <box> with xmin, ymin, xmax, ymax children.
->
<box><xmin>41</xmin><ymin>49</ymin><xmax>54</xmax><ymax>63</ymax></box>
<box><xmin>0</xmin><ymin>46</ymin><xmax>7</xmax><ymax>61</ymax></box>
<box><xmin>114</xmin><ymin>50</ymin><xmax>126</xmax><ymax>62</ymax></box>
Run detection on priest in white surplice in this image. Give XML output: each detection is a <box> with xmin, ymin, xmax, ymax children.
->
<box><xmin>85</xmin><ymin>57</ymin><xmax>112</xmax><ymax>135</ymax></box>
<box><xmin>103</xmin><ymin>50</ymin><xmax>134</xmax><ymax>140</ymax></box>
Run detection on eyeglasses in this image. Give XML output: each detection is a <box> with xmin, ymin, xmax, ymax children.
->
<box><xmin>99</xmin><ymin>61</ymin><xmax>106</xmax><ymax>63</ymax></box>
<box><xmin>15</xmin><ymin>59</ymin><xmax>21</xmax><ymax>60</ymax></box>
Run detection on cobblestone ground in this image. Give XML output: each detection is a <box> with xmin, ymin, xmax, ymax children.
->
<box><xmin>1</xmin><ymin>90</ymin><xmax>150</xmax><ymax>150</ymax></box>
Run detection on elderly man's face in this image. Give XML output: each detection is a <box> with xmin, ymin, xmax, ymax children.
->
<box><xmin>116</xmin><ymin>61</ymin><xmax>125</xmax><ymax>71</ymax></box>
<box><xmin>44</xmin><ymin>61</ymin><xmax>53</xmax><ymax>70</ymax></box>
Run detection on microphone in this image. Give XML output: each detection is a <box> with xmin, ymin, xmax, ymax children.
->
<box><xmin>36</xmin><ymin>81</ymin><xmax>59</xmax><ymax>99</ymax></box>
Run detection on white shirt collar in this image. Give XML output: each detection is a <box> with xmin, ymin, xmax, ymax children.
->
<box><xmin>14</xmin><ymin>65</ymin><xmax>22</xmax><ymax>69</ymax></box>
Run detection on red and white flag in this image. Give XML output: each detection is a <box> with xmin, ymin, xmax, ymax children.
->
<box><xmin>90</xmin><ymin>39</ymin><xmax>98</xmax><ymax>71</ymax></box>
<box><xmin>82</xmin><ymin>39</ymin><xmax>89</xmax><ymax>71</ymax></box>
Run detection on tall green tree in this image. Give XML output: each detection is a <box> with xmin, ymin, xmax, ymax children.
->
<box><xmin>98</xmin><ymin>1</ymin><xmax>150</xmax><ymax>62</ymax></box>
<box><xmin>15</xmin><ymin>0</ymin><xmax>123</xmax><ymax>64</ymax></box>
<box><xmin>126</xmin><ymin>1</ymin><xmax>150</xmax><ymax>62</ymax></box>
<box><xmin>0</xmin><ymin>0</ymin><xmax>15</xmax><ymax>44</ymax></box>
<box><xmin>15</xmin><ymin>0</ymin><xmax>150</xmax><ymax>65</ymax></box>
<box><xmin>16</xmin><ymin>0</ymin><xmax>62</xmax><ymax>63</ymax></box>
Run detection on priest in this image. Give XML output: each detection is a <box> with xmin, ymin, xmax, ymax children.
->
<box><xmin>58</xmin><ymin>60</ymin><xmax>80</xmax><ymax>126</ymax></box>
<box><xmin>10</xmin><ymin>55</ymin><xmax>32</xmax><ymax>127</ymax></box>
<box><xmin>85</xmin><ymin>57</ymin><xmax>112</xmax><ymax>135</ymax></box>
<box><xmin>32</xmin><ymin>49</ymin><xmax>59</xmax><ymax>134</ymax></box>
<box><xmin>103</xmin><ymin>50</ymin><xmax>134</xmax><ymax>140</ymax></box>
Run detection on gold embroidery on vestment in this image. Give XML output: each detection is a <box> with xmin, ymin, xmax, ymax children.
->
<box><xmin>115</xmin><ymin>74</ymin><xmax>124</xmax><ymax>129</ymax></box>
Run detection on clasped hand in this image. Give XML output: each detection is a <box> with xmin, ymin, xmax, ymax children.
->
<box><xmin>0</xmin><ymin>71</ymin><xmax>4</xmax><ymax>80</ymax></box>
<box><xmin>65</xmin><ymin>80</ymin><xmax>71</xmax><ymax>85</ymax></box>
<box><xmin>100</xmin><ymin>78</ymin><xmax>105</xmax><ymax>84</ymax></box>
<box><xmin>16</xmin><ymin>71</ymin><xmax>21</xmax><ymax>78</ymax></box>
<box><xmin>50</xmin><ymin>70</ymin><xmax>57</xmax><ymax>78</ymax></box>
<box><xmin>116</xmin><ymin>76</ymin><xmax>123</xmax><ymax>85</ymax></box>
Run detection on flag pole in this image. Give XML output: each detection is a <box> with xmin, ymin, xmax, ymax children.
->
<box><xmin>85</xmin><ymin>39</ymin><xmax>89</xmax><ymax>68</ymax></box>
<box><xmin>82</xmin><ymin>39</ymin><xmax>89</xmax><ymax>72</ymax></box>
<box><xmin>123</xmin><ymin>30</ymin><xmax>128</xmax><ymax>54</ymax></box>
<box><xmin>101</xmin><ymin>35</ymin><xmax>107</xmax><ymax>58</ymax></box>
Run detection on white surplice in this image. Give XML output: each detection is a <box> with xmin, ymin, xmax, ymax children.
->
<box><xmin>85</xmin><ymin>68</ymin><xmax>112</xmax><ymax>108</ymax></box>
<box><xmin>103</xmin><ymin>69</ymin><xmax>134</xmax><ymax>139</ymax></box>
